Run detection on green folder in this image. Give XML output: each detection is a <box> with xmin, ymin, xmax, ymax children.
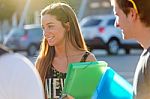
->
<box><xmin>63</xmin><ymin>61</ymin><xmax>108</xmax><ymax>99</ymax></box>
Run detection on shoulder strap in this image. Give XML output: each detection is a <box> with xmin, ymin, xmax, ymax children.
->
<box><xmin>80</xmin><ymin>52</ymin><xmax>90</xmax><ymax>62</ymax></box>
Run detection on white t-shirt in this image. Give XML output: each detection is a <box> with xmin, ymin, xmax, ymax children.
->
<box><xmin>0</xmin><ymin>53</ymin><xmax>45</xmax><ymax>99</ymax></box>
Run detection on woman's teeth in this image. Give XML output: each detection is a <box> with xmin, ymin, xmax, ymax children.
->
<box><xmin>48</xmin><ymin>36</ymin><xmax>54</xmax><ymax>40</ymax></box>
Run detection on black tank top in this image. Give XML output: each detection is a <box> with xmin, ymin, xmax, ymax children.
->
<box><xmin>45</xmin><ymin>52</ymin><xmax>90</xmax><ymax>99</ymax></box>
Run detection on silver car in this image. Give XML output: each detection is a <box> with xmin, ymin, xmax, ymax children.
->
<box><xmin>80</xmin><ymin>14</ymin><xmax>142</xmax><ymax>55</ymax></box>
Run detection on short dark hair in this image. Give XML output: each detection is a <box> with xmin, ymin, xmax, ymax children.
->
<box><xmin>115</xmin><ymin>0</ymin><xmax>150</xmax><ymax>26</ymax></box>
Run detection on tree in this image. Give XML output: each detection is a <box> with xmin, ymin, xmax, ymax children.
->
<box><xmin>0</xmin><ymin>0</ymin><xmax>17</xmax><ymax>21</ymax></box>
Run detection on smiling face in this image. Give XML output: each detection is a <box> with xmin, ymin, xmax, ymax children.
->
<box><xmin>113</xmin><ymin>1</ymin><xmax>134</xmax><ymax>39</ymax></box>
<box><xmin>41</xmin><ymin>14</ymin><xmax>66</xmax><ymax>46</ymax></box>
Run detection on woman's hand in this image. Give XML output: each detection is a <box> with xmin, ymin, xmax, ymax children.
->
<box><xmin>61</xmin><ymin>94</ymin><xmax>74</xmax><ymax>99</ymax></box>
<box><xmin>66</xmin><ymin>95</ymin><xmax>74</xmax><ymax>99</ymax></box>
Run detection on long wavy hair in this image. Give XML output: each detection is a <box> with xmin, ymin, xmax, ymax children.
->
<box><xmin>35</xmin><ymin>2</ymin><xmax>88</xmax><ymax>84</ymax></box>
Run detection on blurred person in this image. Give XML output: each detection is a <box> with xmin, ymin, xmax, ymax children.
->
<box><xmin>35</xmin><ymin>2</ymin><xmax>97</xmax><ymax>99</ymax></box>
<box><xmin>111</xmin><ymin>0</ymin><xmax>150</xmax><ymax>98</ymax></box>
<box><xmin>0</xmin><ymin>45</ymin><xmax>45</xmax><ymax>99</ymax></box>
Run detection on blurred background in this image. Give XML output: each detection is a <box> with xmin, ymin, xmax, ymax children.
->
<box><xmin>0</xmin><ymin>0</ymin><xmax>112</xmax><ymax>42</ymax></box>
<box><xmin>0</xmin><ymin>0</ymin><xmax>143</xmax><ymax>85</ymax></box>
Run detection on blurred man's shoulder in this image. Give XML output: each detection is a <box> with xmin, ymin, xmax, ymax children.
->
<box><xmin>0</xmin><ymin>53</ymin><xmax>45</xmax><ymax>99</ymax></box>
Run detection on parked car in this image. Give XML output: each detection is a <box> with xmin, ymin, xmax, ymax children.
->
<box><xmin>80</xmin><ymin>14</ymin><xmax>142</xmax><ymax>55</ymax></box>
<box><xmin>120</xmin><ymin>39</ymin><xmax>142</xmax><ymax>54</ymax></box>
<box><xmin>3</xmin><ymin>24</ymin><xmax>43</xmax><ymax>56</ymax></box>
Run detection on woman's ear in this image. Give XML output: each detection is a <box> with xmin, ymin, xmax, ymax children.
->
<box><xmin>65</xmin><ymin>22</ymin><xmax>70</xmax><ymax>32</ymax></box>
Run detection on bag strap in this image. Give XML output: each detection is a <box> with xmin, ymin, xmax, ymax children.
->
<box><xmin>80</xmin><ymin>52</ymin><xmax>90</xmax><ymax>62</ymax></box>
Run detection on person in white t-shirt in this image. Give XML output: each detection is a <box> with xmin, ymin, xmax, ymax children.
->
<box><xmin>0</xmin><ymin>53</ymin><xmax>45</xmax><ymax>99</ymax></box>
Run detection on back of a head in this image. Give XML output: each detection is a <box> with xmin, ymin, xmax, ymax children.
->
<box><xmin>0</xmin><ymin>53</ymin><xmax>45</xmax><ymax>99</ymax></box>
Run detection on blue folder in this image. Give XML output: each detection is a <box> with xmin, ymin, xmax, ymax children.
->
<box><xmin>92</xmin><ymin>67</ymin><xmax>133</xmax><ymax>99</ymax></box>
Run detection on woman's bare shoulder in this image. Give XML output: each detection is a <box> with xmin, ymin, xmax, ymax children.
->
<box><xmin>86</xmin><ymin>52</ymin><xmax>97</xmax><ymax>61</ymax></box>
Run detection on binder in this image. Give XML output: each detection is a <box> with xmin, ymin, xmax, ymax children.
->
<box><xmin>92</xmin><ymin>67</ymin><xmax>133</xmax><ymax>99</ymax></box>
<box><xmin>63</xmin><ymin>61</ymin><xmax>107</xmax><ymax>99</ymax></box>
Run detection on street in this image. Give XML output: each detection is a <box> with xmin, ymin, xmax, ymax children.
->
<box><xmin>92</xmin><ymin>49</ymin><xmax>142</xmax><ymax>85</ymax></box>
<box><xmin>26</xmin><ymin>49</ymin><xmax>142</xmax><ymax>85</ymax></box>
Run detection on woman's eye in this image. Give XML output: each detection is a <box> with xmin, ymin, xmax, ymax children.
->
<box><xmin>48</xmin><ymin>25</ymin><xmax>53</xmax><ymax>29</ymax></box>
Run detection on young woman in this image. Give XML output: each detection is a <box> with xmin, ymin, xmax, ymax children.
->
<box><xmin>35</xmin><ymin>2</ymin><xmax>97</xmax><ymax>99</ymax></box>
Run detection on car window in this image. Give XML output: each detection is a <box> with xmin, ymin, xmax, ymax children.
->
<box><xmin>27</xmin><ymin>28</ymin><xmax>43</xmax><ymax>38</ymax></box>
<box><xmin>82</xmin><ymin>19</ymin><xmax>102</xmax><ymax>27</ymax></box>
<box><xmin>12</xmin><ymin>30</ymin><xmax>25</xmax><ymax>37</ymax></box>
<box><xmin>107</xmin><ymin>19</ymin><xmax>115</xmax><ymax>26</ymax></box>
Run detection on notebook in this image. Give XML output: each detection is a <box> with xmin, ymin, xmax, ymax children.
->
<box><xmin>63</xmin><ymin>61</ymin><xmax>107</xmax><ymax>99</ymax></box>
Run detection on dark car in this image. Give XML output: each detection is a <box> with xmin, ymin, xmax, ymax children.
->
<box><xmin>3</xmin><ymin>24</ymin><xmax>43</xmax><ymax>56</ymax></box>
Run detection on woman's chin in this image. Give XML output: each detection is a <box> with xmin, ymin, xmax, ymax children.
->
<box><xmin>48</xmin><ymin>42</ymin><xmax>55</xmax><ymax>46</ymax></box>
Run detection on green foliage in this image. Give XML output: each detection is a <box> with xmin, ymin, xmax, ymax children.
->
<box><xmin>0</xmin><ymin>0</ymin><xmax>81</xmax><ymax>22</ymax></box>
<box><xmin>43</xmin><ymin>0</ymin><xmax>81</xmax><ymax>13</ymax></box>
<box><xmin>0</xmin><ymin>0</ymin><xmax>17</xmax><ymax>21</ymax></box>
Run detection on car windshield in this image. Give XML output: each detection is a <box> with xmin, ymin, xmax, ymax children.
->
<box><xmin>107</xmin><ymin>19</ymin><xmax>115</xmax><ymax>26</ymax></box>
<box><xmin>11</xmin><ymin>29</ymin><xmax>25</xmax><ymax>37</ymax></box>
<box><xmin>81</xmin><ymin>18</ymin><xmax>102</xmax><ymax>27</ymax></box>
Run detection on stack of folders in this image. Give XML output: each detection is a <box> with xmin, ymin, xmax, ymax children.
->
<box><xmin>63</xmin><ymin>61</ymin><xmax>107</xmax><ymax>99</ymax></box>
<box><xmin>63</xmin><ymin>61</ymin><xmax>133</xmax><ymax>99</ymax></box>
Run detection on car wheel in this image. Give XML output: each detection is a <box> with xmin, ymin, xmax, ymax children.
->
<box><xmin>107</xmin><ymin>39</ymin><xmax>120</xmax><ymax>55</ymax></box>
<box><xmin>27</xmin><ymin>44</ymin><xmax>37</xmax><ymax>56</ymax></box>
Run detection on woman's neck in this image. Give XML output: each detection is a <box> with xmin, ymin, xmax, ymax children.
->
<box><xmin>54</xmin><ymin>43</ymin><xmax>79</xmax><ymax>57</ymax></box>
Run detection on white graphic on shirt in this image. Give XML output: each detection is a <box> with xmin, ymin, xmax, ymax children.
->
<box><xmin>46</xmin><ymin>78</ymin><xmax>64</xmax><ymax>99</ymax></box>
